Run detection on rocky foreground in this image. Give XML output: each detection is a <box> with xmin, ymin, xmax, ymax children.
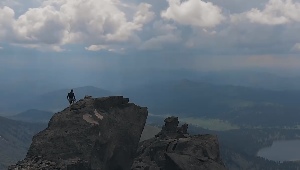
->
<box><xmin>131</xmin><ymin>117</ymin><xmax>227</xmax><ymax>170</ymax></box>
<box><xmin>9</xmin><ymin>96</ymin><xmax>148</xmax><ymax>170</ymax></box>
<box><xmin>9</xmin><ymin>96</ymin><xmax>227</xmax><ymax>170</ymax></box>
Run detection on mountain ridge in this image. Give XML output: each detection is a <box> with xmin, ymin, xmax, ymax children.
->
<box><xmin>2</xmin><ymin>86</ymin><xmax>112</xmax><ymax>114</ymax></box>
<box><xmin>7</xmin><ymin>109</ymin><xmax>54</xmax><ymax>123</ymax></box>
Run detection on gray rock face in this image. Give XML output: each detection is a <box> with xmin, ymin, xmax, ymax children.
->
<box><xmin>131</xmin><ymin>116</ymin><xmax>227</xmax><ymax>170</ymax></box>
<box><xmin>8</xmin><ymin>96</ymin><xmax>148</xmax><ymax>170</ymax></box>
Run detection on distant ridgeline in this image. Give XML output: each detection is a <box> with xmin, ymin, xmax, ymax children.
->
<box><xmin>3</xmin><ymin>82</ymin><xmax>300</xmax><ymax>128</ymax></box>
<box><xmin>117</xmin><ymin>80</ymin><xmax>300</xmax><ymax>128</ymax></box>
<box><xmin>7</xmin><ymin>109</ymin><xmax>54</xmax><ymax>123</ymax></box>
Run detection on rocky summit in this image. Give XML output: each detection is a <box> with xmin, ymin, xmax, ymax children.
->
<box><xmin>8</xmin><ymin>96</ymin><xmax>227</xmax><ymax>170</ymax></box>
<box><xmin>8</xmin><ymin>96</ymin><xmax>148</xmax><ymax>170</ymax></box>
<box><xmin>131</xmin><ymin>116</ymin><xmax>227</xmax><ymax>170</ymax></box>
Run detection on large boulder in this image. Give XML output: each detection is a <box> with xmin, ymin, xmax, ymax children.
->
<box><xmin>9</xmin><ymin>96</ymin><xmax>148</xmax><ymax>170</ymax></box>
<box><xmin>131</xmin><ymin>116</ymin><xmax>227</xmax><ymax>170</ymax></box>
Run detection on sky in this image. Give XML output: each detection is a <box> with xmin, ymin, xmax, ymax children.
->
<box><xmin>1</xmin><ymin>0</ymin><xmax>300</xmax><ymax>91</ymax></box>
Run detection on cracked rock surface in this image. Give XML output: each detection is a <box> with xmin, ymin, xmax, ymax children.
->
<box><xmin>8</xmin><ymin>96</ymin><xmax>148</xmax><ymax>170</ymax></box>
<box><xmin>131</xmin><ymin>116</ymin><xmax>227</xmax><ymax>170</ymax></box>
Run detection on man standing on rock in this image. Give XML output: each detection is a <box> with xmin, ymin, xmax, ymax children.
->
<box><xmin>67</xmin><ymin>89</ymin><xmax>76</xmax><ymax>111</ymax></box>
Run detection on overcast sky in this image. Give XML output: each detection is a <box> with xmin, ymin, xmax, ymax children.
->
<box><xmin>1</xmin><ymin>0</ymin><xmax>300</xmax><ymax>91</ymax></box>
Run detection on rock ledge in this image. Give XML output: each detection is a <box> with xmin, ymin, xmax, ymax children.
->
<box><xmin>131</xmin><ymin>116</ymin><xmax>227</xmax><ymax>170</ymax></box>
<box><xmin>9</xmin><ymin>96</ymin><xmax>148</xmax><ymax>170</ymax></box>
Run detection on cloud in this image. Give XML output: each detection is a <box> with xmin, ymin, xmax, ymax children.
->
<box><xmin>231</xmin><ymin>0</ymin><xmax>300</xmax><ymax>25</ymax></box>
<box><xmin>1</xmin><ymin>0</ymin><xmax>300</xmax><ymax>56</ymax></box>
<box><xmin>11</xmin><ymin>43</ymin><xmax>40</xmax><ymax>48</ymax></box>
<box><xmin>202</xmin><ymin>28</ymin><xmax>216</xmax><ymax>35</ymax></box>
<box><xmin>291</xmin><ymin>43</ymin><xmax>300</xmax><ymax>51</ymax></box>
<box><xmin>0</xmin><ymin>7</ymin><xmax>15</xmax><ymax>37</ymax></box>
<box><xmin>180</xmin><ymin>0</ymin><xmax>300</xmax><ymax>54</ymax></box>
<box><xmin>133</xmin><ymin>3</ymin><xmax>155</xmax><ymax>25</ymax></box>
<box><xmin>161</xmin><ymin>0</ymin><xmax>226</xmax><ymax>28</ymax></box>
<box><xmin>85</xmin><ymin>45</ymin><xmax>108</xmax><ymax>51</ymax></box>
<box><xmin>0</xmin><ymin>46</ymin><xmax>3</xmax><ymax>49</ymax></box>
<box><xmin>10</xmin><ymin>43</ymin><xmax>66</xmax><ymax>52</ymax></box>
<box><xmin>139</xmin><ymin>34</ymin><xmax>181</xmax><ymax>50</ymax></box>
<box><xmin>138</xmin><ymin>19</ymin><xmax>181</xmax><ymax>50</ymax></box>
<box><xmin>84</xmin><ymin>45</ymin><xmax>126</xmax><ymax>54</ymax></box>
<box><xmin>0</xmin><ymin>0</ymin><xmax>155</xmax><ymax>49</ymax></box>
<box><xmin>152</xmin><ymin>20</ymin><xmax>177</xmax><ymax>33</ymax></box>
<box><xmin>0</xmin><ymin>0</ymin><xmax>21</xmax><ymax>7</ymax></box>
<box><xmin>52</xmin><ymin>45</ymin><xmax>65</xmax><ymax>52</ymax></box>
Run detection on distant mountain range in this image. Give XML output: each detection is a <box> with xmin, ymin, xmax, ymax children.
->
<box><xmin>0</xmin><ymin>86</ymin><xmax>111</xmax><ymax>114</ymax></box>
<box><xmin>2</xmin><ymin>69</ymin><xmax>300</xmax><ymax>114</ymax></box>
<box><xmin>2</xmin><ymin>78</ymin><xmax>300</xmax><ymax>127</ymax></box>
<box><xmin>114</xmin><ymin>79</ymin><xmax>300</xmax><ymax>127</ymax></box>
<box><xmin>0</xmin><ymin>116</ymin><xmax>47</xmax><ymax>169</ymax></box>
<box><xmin>116</xmin><ymin>78</ymin><xmax>300</xmax><ymax>114</ymax></box>
<box><xmin>7</xmin><ymin>109</ymin><xmax>54</xmax><ymax>123</ymax></box>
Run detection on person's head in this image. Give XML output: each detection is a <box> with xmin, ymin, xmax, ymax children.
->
<box><xmin>71</xmin><ymin>89</ymin><xmax>73</xmax><ymax>92</ymax></box>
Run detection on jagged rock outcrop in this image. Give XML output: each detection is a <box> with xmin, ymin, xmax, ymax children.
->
<box><xmin>131</xmin><ymin>116</ymin><xmax>227</xmax><ymax>170</ymax></box>
<box><xmin>8</xmin><ymin>96</ymin><xmax>148</xmax><ymax>170</ymax></box>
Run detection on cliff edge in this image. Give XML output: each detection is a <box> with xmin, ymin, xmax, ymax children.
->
<box><xmin>9</xmin><ymin>96</ymin><xmax>148</xmax><ymax>170</ymax></box>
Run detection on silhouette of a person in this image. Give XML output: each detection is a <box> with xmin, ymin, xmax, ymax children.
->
<box><xmin>67</xmin><ymin>89</ymin><xmax>76</xmax><ymax>111</ymax></box>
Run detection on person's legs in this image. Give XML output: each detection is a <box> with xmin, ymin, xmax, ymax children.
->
<box><xmin>68</xmin><ymin>99</ymin><xmax>72</xmax><ymax>111</ymax></box>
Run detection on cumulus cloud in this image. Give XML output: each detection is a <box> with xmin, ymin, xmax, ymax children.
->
<box><xmin>138</xmin><ymin>19</ymin><xmax>181</xmax><ymax>50</ymax></box>
<box><xmin>1</xmin><ymin>0</ymin><xmax>300</xmax><ymax>55</ymax></box>
<box><xmin>85</xmin><ymin>45</ymin><xmax>108</xmax><ymax>51</ymax></box>
<box><xmin>291</xmin><ymin>43</ymin><xmax>300</xmax><ymax>51</ymax></box>
<box><xmin>11</xmin><ymin>43</ymin><xmax>66</xmax><ymax>52</ymax></box>
<box><xmin>202</xmin><ymin>28</ymin><xmax>216</xmax><ymax>35</ymax></box>
<box><xmin>84</xmin><ymin>44</ymin><xmax>125</xmax><ymax>53</ymax></box>
<box><xmin>133</xmin><ymin>3</ymin><xmax>155</xmax><ymax>25</ymax></box>
<box><xmin>139</xmin><ymin>34</ymin><xmax>181</xmax><ymax>50</ymax></box>
<box><xmin>0</xmin><ymin>7</ymin><xmax>14</xmax><ymax>35</ymax></box>
<box><xmin>0</xmin><ymin>0</ymin><xmax>155</xmax><ymax>51</ymax></box>
<box><xmin>177</xmin><ymin>0</ymin><xmax>300</xmax><ymax>54</ymax></box>
<box><xmin>231</xmin><ymin>0</ymin><xmax>300</xmax><ymax>25</ymax></box>
<box><xmin>52</xmin><ymin>45</ymin><xmax>65</xmax><ymax>52</ymax></box>
<box><xmin>152</xmin><ymin>20</ymin><xmax>177</xmax><ymax>33</ymax></box>
<box><xmin>161</xmin><ymin>0</ymin><xmax>226</xmax><ymax>28</ymax></box>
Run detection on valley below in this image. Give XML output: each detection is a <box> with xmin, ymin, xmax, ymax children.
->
<box><xmin>2</xmin><ymin>80</ymin><xmax>300</xmax><ymax>169</ymax></box>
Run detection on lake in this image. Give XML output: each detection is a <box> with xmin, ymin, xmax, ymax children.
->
<box><xmin>257</xmin><ymin>140</ymin><xmax>300</xmax><ymax>162</ymax></box>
